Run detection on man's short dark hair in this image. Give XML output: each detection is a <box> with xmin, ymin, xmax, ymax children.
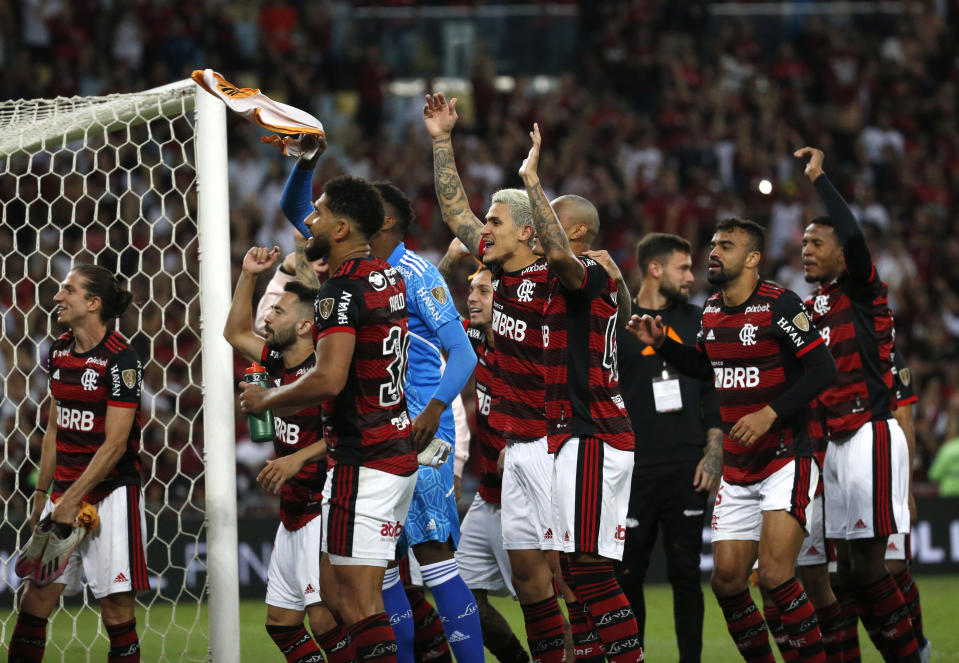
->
<box><xmin>636</xmin><ymin>233</ymin><xmax>692</xmax><ymax>277</ymax></box>
<box><xmin>284</xmin><ymin>280</ymin><xmax>319</xmax><ymax>311</ymax></box>
<box><xmin>808</xmin><ymin>215</ymin><xmax>834</xmax><ymax>228</ymax></box>
<box><xmin>374</xmin><ymin>181</ymin><xmax>416</xmax><ymax>235</ymax></box>
<box><xmin>323</xmin><ymin>175</ymin><xmax>385</xmax><ymax>240</ymax></box>
<box><xmin>716</xmin><ymin>217</ymin><xmax>766</xmax><ymax>254</ymax></box>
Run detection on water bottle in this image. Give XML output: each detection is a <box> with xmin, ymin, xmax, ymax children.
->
<box><xmin>243</xmin><ymin>362</ymin><xmax>275</xmax><ymax>443</ymax></box>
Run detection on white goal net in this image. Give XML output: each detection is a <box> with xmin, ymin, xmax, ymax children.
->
<box><xmin>1</xmin><ymin>81</ymin><xmax>238</xmax><ymax>662</ymax></box>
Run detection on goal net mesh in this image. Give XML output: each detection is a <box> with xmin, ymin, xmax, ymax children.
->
<box><xmin>1</xmin><ymin>81</ymin><xmax>211</xmax><ymax>662</ymax></box>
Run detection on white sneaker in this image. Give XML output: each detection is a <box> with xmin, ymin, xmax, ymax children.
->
<box><xmin>417</xmin><ymin>438</ymin><xmax>452</xmax><ymax>468</ymax></box>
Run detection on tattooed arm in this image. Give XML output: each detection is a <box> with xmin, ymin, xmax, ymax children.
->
<box><xmin>437</xmin><ymin>237</ymin><xmax>473</xmax><ymax>283</ymax></box>
<box><xmin>694</xmin><ymin>427</ymin><xmax>723</xmax><ymax>493</ymax></box>
<box><xmin>518</xmin><ymin>123</ymin><xmax>584</xmax><ymax>289</ymax></box>
<box><xmin>293</xmin><ymin>233</ymin><xmax>320</xmax><ymax>289</ymax></box>
<box><xmin>424</xmin><ymin>93</ymin><xmax>484</xmax><ymax>256</ymax></box>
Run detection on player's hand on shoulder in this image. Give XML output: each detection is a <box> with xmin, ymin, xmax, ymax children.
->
<box><xmin>793</xmin><ymin>146</ymin><xmax>824</xmax><ymax>181</ymax></box>
<box><xmin>242</xmin><ymin>246</ymin><xmax>282</xmax><ymax>275</ymax></box>
<box><xmin>583</xmin><ymin>249</ymin><xmax>623</xmax><ymax>279</ymax></box>
<box><xmin>423</xmin><ymin>93</ymin><xmax>459</xmax><ymax>139</ymax></box>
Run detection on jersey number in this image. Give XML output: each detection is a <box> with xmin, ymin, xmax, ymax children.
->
<box><xmin>602</xmin><ymin>314</ymin><xmax>619</xmax><ymax>382</ymax></box>
<box><xmin>380</xmin><ymin>326</ymin><xmax>410</xmax><ymax>407</ymax></box>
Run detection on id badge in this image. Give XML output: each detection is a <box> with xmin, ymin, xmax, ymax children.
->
<box><xmin>652</xmin><ymin>370</ymin><xmax>683</xmax><ymax>413</ymax></box>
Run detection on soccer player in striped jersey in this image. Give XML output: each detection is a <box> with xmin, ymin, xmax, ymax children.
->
<box><xmin>224</xmin><ymin>245</ymin><xmax>334</xmax><ymax>663</ymax></box>
<box><xmin>240</xmin><ymin>175</ymin><xmax>417</xmax><ymax>663</ymax></box>
<box><xmin>424</xmin><ymin>92</ymin><xmax>567</xmax><ymax>663</ymax></box>
<box><xmin>439</xmin><ymin>241</ymin><xmax>533</xmax><ymax>663</ymax></box>
<box><xmin>631</xmin><ymin>218</ymin><xmax>837</xmax><ymax>663</ymax></box>
<box><xmin>519</xmin><ymin>123</ymin><xmax>643</xmax><ymax>663</ymax></box>
<box><xmin>886</xmin><ymin>350</ymin><xmax>929</xmax><ymax>661</ymax></box>
<box><xmin>9</xmin><ymin>265</ymin><xmax>147</xmax><ymax>663</ymax></box>
<box><xmin>798</xmin><ymin>146</ymin><xmax>922</xmax><ymax>663</ymax></box>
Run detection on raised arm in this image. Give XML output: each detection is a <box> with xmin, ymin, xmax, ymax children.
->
<box><xmin>519</xmin><ymin>123</ymin><xmax>585</xmax><ymax>290</ymax></box>
<box><xmin>424</xmin><ymin>93</ymin><xmax>484</xmax><ymax>256</ymax></box>
<box><xmin>795</xmin><ymin>146</ymin><xmax>872</xmax><ymax>281</ymax></box>
<box><xmin>437</xmin><ymin>237</ymin><xmax>474</xmax><ymax>283</ymax></box>
<box><xmin>224</xmin><ymin>246</ymin><xmax>280</xmax><ymax>362</ymax></box>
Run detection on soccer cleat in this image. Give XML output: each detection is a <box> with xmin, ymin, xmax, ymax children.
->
<box><xmin>15</xmin><ymin>516</ymin><xmax>54</xmax><ymax>579</ymax></box>
<box><xmin>33</xmin><ymin>521</ymin><xmax>86</xmax><ymax>586</ymax></box>
<box><xmin>417</xmin><ymin>437</ymin><xmax>452</xmax><ymax>468</ymax></box>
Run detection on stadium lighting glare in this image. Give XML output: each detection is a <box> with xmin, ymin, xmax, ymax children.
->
<box><xmin>758</xmin><ymin>179</ymin><xmax>773</xmax><ymax>195</ymax></box>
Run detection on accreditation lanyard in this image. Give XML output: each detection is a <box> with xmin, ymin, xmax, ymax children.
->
<box><xmin>650</xmin><ymin>325</ymin><xmax>683</xmax><ymax>413</ymax></box>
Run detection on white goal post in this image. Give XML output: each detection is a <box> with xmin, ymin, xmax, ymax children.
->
<box><xmin>0</xmin><ymin>80</ymin><xmax>238</xmax><ymax>661</ymax></box>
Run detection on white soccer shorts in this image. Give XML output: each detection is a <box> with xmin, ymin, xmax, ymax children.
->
<box><xmin>321</xmin><ymin>464</ymin><xmax>417</xmax><ymax>564</ymax></box>
<box><xmin>501</xmin><ymin>437</ymin><xmax>560</xmax><ymax>551</ymax></box>
<box><xmin>455</xmin><ymin>493</ymin><xmax>515</xmax><ymax>597</ymax></box>
<box><xmin>710</xmin><ymin>457</ymin><xmax>818</xmax><ymax>542</ymax></box>
<box><xmin>798</xmin><ymin>493</ymin><xmax>829</xmax><ymax>567</ymax></box>
<box><xmin>885</xmin><ymin>533</ymin><xmax>908</xmax><ymax>561</ymax></box>
<box><xmin>266</xmin><ymin>515</ymin><xmax>324</xmax><ymax>611</ymax></box>
<box><xmin>823</xmin><ymin>418</ymin><xmax>910</xmax><ymax>540</ymax></box>
<box><xmin>551</xmin><ymin>437</ymin><xmax>633</xmax><ymax>561</ymax></box>
<box><xmin>40</xmin><ymin>485</ymin><xmax>148</xmax><ymax>599</ymax></box>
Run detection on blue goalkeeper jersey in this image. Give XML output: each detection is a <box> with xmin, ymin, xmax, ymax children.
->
<box><xmin>387</xmin><ymin>243</ymin><xmax>459</xmax><ymax>441</ymax></box>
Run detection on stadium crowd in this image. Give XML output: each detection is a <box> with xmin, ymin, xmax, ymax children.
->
<box><xmin>2</xmin><ymin>0</ymin><xmax>959</xmax><ymax>517</ymax></box>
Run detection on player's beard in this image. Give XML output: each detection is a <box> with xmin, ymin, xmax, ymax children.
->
<box><xmin>264</xmin><ymin>325</ymin><xmax>296</xmax><ymax>353</ymax></box>
<box><xmin>305</xmin><ymin>235</ymin><xmax>331</xmax><ymax>262</ymax></box>
<box><xmin>707</xmin><ymin>259</ymin><xmax>738</xmax><ymax>285</ymax></box>
<box><xmin>660</xmin><ymin>278</ymin><xmax>689</xmax><ymax>305</ymax></box>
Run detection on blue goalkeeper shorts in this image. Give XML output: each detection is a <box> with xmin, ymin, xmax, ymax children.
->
<box><xmin>397</xmin><ymin>435</ymin><xmax>460</xmax><ymax>551</ymax></box>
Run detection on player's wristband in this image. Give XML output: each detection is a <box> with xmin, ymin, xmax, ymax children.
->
<box><xmin>34</xmin><ymin>488</ymin><xmax>48</xmax><ymax>494</ymax></box>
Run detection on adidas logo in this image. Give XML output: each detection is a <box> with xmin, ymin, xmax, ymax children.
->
<box><xmin>564</xmin><ymin>531</ymin><xmax>571</xmax><ymax>542</ymax></box>
<box><xmin>304</xmin><ymin>583</ymin><xmax>316</xmax><ymax>594</ymax></box>
<box><xmin>426</xmin><ymin>519</ymin><xmax>437</xmax><ymax>531</ymax></box>
<box><xmin>706</xmin><ymin>329</ymin><xmax>716</xmax><ymax>340</ymax></box>
<box><xmin>447</xmin><ymin>630</ymin><xmax>470</xmax><ymax>643</ymax></box>
<box><xmin>854</xmin><ymin>519</ymin><xmax>868</xmax><ymax>530</ymax></box>
<box><xmin>807</xmin><ymin>546</ymin><xmax>820</xmax><ymax>555</ymax></box>
<box><xmin>114</xmin><ymin>572</ymin><xmax>129</xmax><ymax>583</ymax></box>
<box><xmin>544</xmin><ymin>528</ymin><xmax>553</xmax><ymax>540</ymax></box>
<box><xmin>52</xmin><ymin>369</ymin><xmax>60</xmax><ymax>380</ymax></box>
<box><xmin>887</xmin><ymin>542</ymin><xmax>898</xmax><ymax>551</ymax></box>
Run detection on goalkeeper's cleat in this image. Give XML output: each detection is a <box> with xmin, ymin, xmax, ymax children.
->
<box><xmin>33</xmin><ymin>521</ymin><xmax>86</xmax><ymax>586</ymax></box>
<box><xmin>417</xmin><ymin>438</ymin><xmax>452</xmax><ymax>468</ymax></box>
<box><xmin>14</xmin><ymin>516</ymin><xmax>53</xmax><ymax>579</ymax></box>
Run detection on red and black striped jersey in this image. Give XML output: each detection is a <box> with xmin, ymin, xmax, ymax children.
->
<box><xmin>261</xmin><ymin>346</ymin><xmax>326</xmax><ymax>530</ymax></box>
<box><xmin>543</xmin><ymin>257</ymin><xmax>634</xmax><ymax>453</ymax></box>
<box><xmin>48</xmin><ymin>330</ymin><xmax>143</xmax><ymax>503</ymax></box>
<box><xmin>804</xmin><ymin>267</ymin><xmax>894</xmax><ymax>437</ymax></box>
<box><xmin>698</xmin><ymin>281</ymin><xmax>824</xmax><ymax>484</ymax></box>
<box><xmin>481</xmin><ymin>243</ymin><xmax>549</xmax><ymax>441</ymax></box>
<box><xmin>890</xmin><ymin>349</ymin><xmax>917</xmax><ymax>410</ymax></box>
<box><xmin>466</xmin><ymin>323</ymin><xmax>504</xmax><ymax>504</ymax></box>
<box><xmin>312</xmin><ymin>255</ymin><xmax>416</xmax><ymax>476</ymax></box>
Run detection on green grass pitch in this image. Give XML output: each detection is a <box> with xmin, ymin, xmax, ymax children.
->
<box><xmin>3</xmin><ymin>576</ymin><xmax>958</xmax><ymax>661</ymax></box>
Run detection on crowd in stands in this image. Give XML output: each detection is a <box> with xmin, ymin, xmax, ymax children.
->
<box><xmin>2</xmin><ymin>1</ymin><xmax>958</xmax><ymax>512</ymax></box>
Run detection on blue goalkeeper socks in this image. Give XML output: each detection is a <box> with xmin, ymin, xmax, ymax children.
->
<box><xmin>382</xmin><ymin>566</ymin><xmax>414</xmax><ymax>663</ymax></box>
<box><xmin>421</xmin><ymin>558</ymin><xmax>485</xmax><ymax>663</ymax></box>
